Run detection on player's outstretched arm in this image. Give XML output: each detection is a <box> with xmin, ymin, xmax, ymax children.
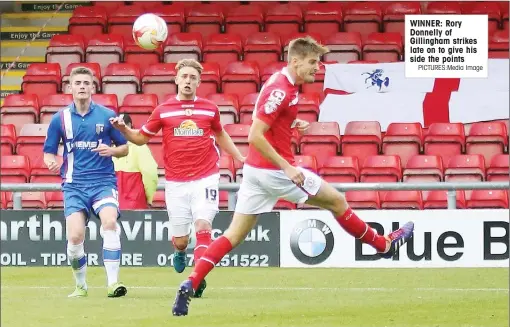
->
<box><xmin>110</xmin><ymin>116</ymin><xmax>151</xmax><ymax>146</ymax></box>
<box><xmin>214</xmin><ymin>129</ymin><xmax>245</xmax><ymax>162</ymax></box>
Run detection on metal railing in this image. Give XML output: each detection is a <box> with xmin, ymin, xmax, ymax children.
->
<box><xmin>2</xmin><ymin>181</ymin><xmax>508</xmax><ymax>210</ymax></box>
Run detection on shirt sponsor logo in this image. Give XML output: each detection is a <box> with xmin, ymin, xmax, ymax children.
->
<box><xmin>173</xmin><ymin>120</ymin><xmax>204</xmax><ymax>137</ymax></box>
<box><xmin>264</xmin><ymin>89</ymin><xmax>286</xmax><ymax>114</ymax></box>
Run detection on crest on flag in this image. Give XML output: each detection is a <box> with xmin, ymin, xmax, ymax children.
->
<box><xmin>362</xmin><ymin>69</ymin><xmax>390</xmax><ymax>92</ymax></box>
<box><xmin>95</xmin><ymin>124</ymin><xmax>104</xmax><ymax>135</ymax></box>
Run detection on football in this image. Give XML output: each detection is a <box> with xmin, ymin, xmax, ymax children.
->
<box><xmin>132</xmin><ymin>13</ymin><xmax>168</xmax><ymax>50</ymax></box>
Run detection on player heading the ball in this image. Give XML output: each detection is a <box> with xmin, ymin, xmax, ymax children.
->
<box><xmin>110</xmin><ymin>59</ymin><xmax>245</xmax><ymax>299</ymax></box>
<box><xmin>43</xmin><ymin>67</ymin><xmax>129</xmax><ymax>298</ymax></box>
<box><xmin>172</xmin><ymin>36</ymin><xmax>415</xmax><ymax>316</ymax></box>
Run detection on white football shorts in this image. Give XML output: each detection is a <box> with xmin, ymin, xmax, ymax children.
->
<box><xmin>235</xmin><ymin>164</ymin><xmax>323</xmax><ymax>215</ymax></box>
<box><xmin>164</xmin><ymin>173</ymin><xmax>220</xmax><ymax>237</ymax></box>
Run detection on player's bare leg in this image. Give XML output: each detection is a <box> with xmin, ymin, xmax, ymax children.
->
<box><xmin>66</xmin><ymin>211</ymin><xmax>88</xmax><ymax>298</ymax></box>
<box><xmin>99</xmin><ymin>206</ymin><xmax>127</xmax><ymax>298</ymax></box>
<box><xmin>305</xmin><ymin>180</ymin><xmax>414</xmax><ymax>258</ymax></box>
<box><xmin>172</xmin><ymin>213</ymin><xmax>258</xmax><ymax>316</ymax></box>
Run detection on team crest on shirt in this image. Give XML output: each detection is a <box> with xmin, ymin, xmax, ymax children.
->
<box><xmin>264</xmin><ymin>89</ymin><xmax>286</xmax><ymax>114</ymax></box>
<box><xmin>174</xmin><ymin>119</ymin><xmax>204</xmax><ymax>137</ymax></box>
<box><xmin>184</xmin><ymin>109</ymin><xmax>193</xmax><ymax>116</ymax></box>
<box><xmin>95</xmin><ymin>124</ymin><xmax>104</xmax><ymax>135</ymax></box>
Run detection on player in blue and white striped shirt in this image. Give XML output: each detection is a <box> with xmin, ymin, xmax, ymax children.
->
<box><xmin>43</xmin><ymin>67</ymin><xmax>129</xmax><ymax>298</ymax></box>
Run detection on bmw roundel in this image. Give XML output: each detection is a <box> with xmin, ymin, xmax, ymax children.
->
<box><xmin>290</xmin><ymin>219</ymin><xmax>335</xmax><ymax>265</ymax></box>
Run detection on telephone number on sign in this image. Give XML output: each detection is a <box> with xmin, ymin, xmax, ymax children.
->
<box><xmin>157</xmin><ymin>253</ymin><xmax>270</xmax><ymax>267</ymax></box>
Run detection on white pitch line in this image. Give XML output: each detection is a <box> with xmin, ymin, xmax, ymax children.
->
<box><xmin>1</xmin><ymin>286</ymin><xmax>508</xmax><ymax>292</ymax></box>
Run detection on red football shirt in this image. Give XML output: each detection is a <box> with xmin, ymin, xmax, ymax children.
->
<box><xmin>246</xmin><ymin>68</ymin><xmax>300</xmax><ymax>170</ymax></box>
<box><xmin>140</xmin><ymin>96</ymin><xmax>222</xmax><ymax>182</ymax></box>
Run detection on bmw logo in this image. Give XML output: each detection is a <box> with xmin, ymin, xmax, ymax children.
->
<box><xmin>290</xmin><ymin>219</ymin><xmax>335</xmax><ymax>265</ymax></box>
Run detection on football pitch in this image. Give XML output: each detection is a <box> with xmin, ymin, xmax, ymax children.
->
<box><xmin>1</xmin><ymin>267</ymin><xmax>508</xmax><ymax>327</ymax></box>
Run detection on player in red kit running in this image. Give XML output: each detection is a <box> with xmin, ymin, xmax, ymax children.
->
<box><xmin>111</xmin><ymin>59</ymin><xmax>245</xmax><ymax>299</ymax></box>
<box><xmin>172</xmin><ymin>37</ymin><xmax>415</xmax><ymax>316</ymax></box>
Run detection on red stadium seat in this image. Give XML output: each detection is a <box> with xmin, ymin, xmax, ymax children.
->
<box><xmin>294</xmin><ymin>155</ymin><xmax>318</xmax><ymax>173</ymax></box>
<box><xmin>343</xmin><ymin>2</ymin><xmax>382</xmax><ymax>41</ymax></box>
<box><xmin>225</xmin><ymin>4</ymin><xmax>264</xmax><ymax>39</ymax></box>
<box><xmin>150</xmin><ymin>4</ymin><xmax>186</xmax><ymax>35</ymax></box>
<box><xmin>502</xmin><ymin>1</ymin><xmax>509</xmax><ymax>30</ymax></box>
<box><xmin>1</xmin><ymin>192</ymin><xmax>6</xmax><ymax>209</ymax></box>
<box><xmin>46</xmin><ymin>34</ymin><xmax>86</xmax><ymax>73</ymax></box>
<box><xmin>15</xmin><ymin>124</ymin><xmax>49</xmax><ymax>171</ymax></box>
<box><xmin>265</xmin><ymin>3</ymin><xmax>303</xmax><ymax>39</ymax></box>
<box><xmin>1</xmin><ymin>155</ymin><xmax>30</xmax><ymax>182</ymax></box>
<box><xmin>147</xmin><ymin>138</ymin><xmax>164</xmax><ymax>175</ymax></box>
<box><xmin>186</xmin><ymin>4</ymin><xmax>224</xmax><ymax>38</ymax></box>
<box><xmin>381</xmin><ymin>190</ymin><xmax>423</xmax><ymax>210</ymax></box>
<box><xmin>423</xmin><ymin>190</ymin><xmax>466</xmax><ymax>209</ymax></box>
<box><xmin>303</xmin><ymin>2</ymin><xmax>343</xmax><ymax>40</ymax></box>
<box><xmin>341</xmin><ymin>121</ymin><xmax>382</xmax><ymax>166</ymax></box>
<box><xmin>261</xmin><ymin>62</ymin><xmax>287</xmax><ymax>83</ymax></box>
<box><xmin>223</xmin><ymin>123</ymin><xmax>250</xmax><ymax>155</ymax></box>
<box><xmin>296</xmin><ymin>92</ymin><xmax>320</xmax><ymax>123</ymax></box>
<box><xmin>203</xmin><ymin>33</ymin><xmax>243</xmax><ymax>73</ymax></box>
<box><xmin>239</xmin><ymin>93</ymin><xmax>258</xmax><ymax>124</ymax></box>
<box><xmin>221</xmin><ymin>61</ymin><xmax>259</xmax><ymax>100</ymax></box>
<box><xmin>466</xmin><ymin>122</ymin><xmax>508</xmax><ymax>166</ymax></box>
<box><xmin>345</xmin><ymin>191</ymin><xmax>380</xmax><ymax>209</ymax></box>
<box><xmin>22</xmin><ymin>63</ymin><xmax>61</xmax><ymax>99</ymax></box>
<box><xmin>197</xmin><ymin>62</ymin><xmax>221</xmax><ymax>97</ymax></box>
<box><xmin>324</xmin><ymin>32</ymin><xmax>362</xmax><ymax>63</ymax></box>
<box><xmin>61</xmin><ymin>62</ymin><xmax>102</xmax><ymax>93</ymax></box>
<box><xmin>119</xmin><ymin>94</ymin><xmax>158</xmax><ymax>128</ymax></box>
<box><xmin>445</xmin><ymin>154</ymin><xmax>486</xmax><ymax>182</ymax></box>
<box><xmin>219</xmin><ymin>155</ymin><xmax>235</xmax><ymax>183</ymax></box>
<box><xmin>424</xmin><ymin>123</ymin><xmax>465</xmax><ymax>166</ymax></box>
<box><xmin>39</xmin><ymin>94</ymin><xmax>73</xmax><ymax>124</ymax></box>
<box><xmin>45</xmin><ymin>191</ymin><xmax>64</xmax><ymax>209</ymax></box>
<box><xmin>487</xmin><ymin>154</ymin><xmax>509</xmax><ymax>182</ymax></box>
<box><xmin>244</xmin><ymin>32</ymin><xmax>282</xmax><ymax>68</ymax></box>
<box><xmin>163</xmin><ymin>32</ymin><xmax>203</xmax><ymax>63</ymax></box>
<box><xmin>383</xmin><ymin>2</ymin><xmax>421</xmax><ymax>37</ymax></box>
<box><xmin>7</xmin><ymin>192</ymin><xmax>47</xmax><ymax>209</ymax></box>
<box><xmin>467</xmin><ymin>190</ymin><xmax>509</xmax><ymax>209</ymax></box>
<box><xmin>462</xmin><ymin>2</ymin><xmax>501</xmax><ymax>33</ymax></box>
<box><xmin>141</xmin><ymin>63</ymin><xmax>177</xmax><ymax>103</ymax></box>
<box><xmin>318</xmin><ymin>156</ymin><xmax>359</xmax><ymax>183</ymax></box>
<box><xmin>363</xmin><ymin>32</ymin><xmax>403</xmax><ymax>62</ymax></box>
<box><xmin>382</xmin><ymin>122</ymin><xmax>423</xmax><ymax>168</ymax></box>
<box><xmin>206</xmin><ymin>93</ymin><xmax>239</xmax><ymax>125</ymax></box>
<box><xmin>85</xmin><ymin>33</ymin><xmax>124</xmax><ymax>75</ymax></box>
<box><xmin>403</xmin><ymin>155</ymin><xmax>443</xmax><ymax>182</ymax></box>
<box><xmin>299</xmin><ymin>122</ymin><xmax>341</xmax><ymax>168</ymax></box>
<box><xmin>30</xmin><ymin>156</ymin><xmax>62</xmax><ymax>181</ymax></box>
<box><xmin>91</xmin><ymin>94</ymin><xmax>118</xmax><ymax>113</ymax></box>
<box><xmin>69</xmin><ymin>6</ymin><xmax>108</xmax><ymax>39</ymax></box>
<box><xmin>107</xmin><ymin>5</ymin><xmax>146</xmax><ymax>39</ymax></box>
<box><xmin>489</xmin><ymin>30</ymin><xmax>509</xmax><ymax>58</ymax></box>
<box><xmin>102</xmin><ymin>63</ymin><xmax>141</xmax><ymax>105</ymax></box>
<box><xmin>151</xmin><ymin>190</ymin><xmax>166</xmax><ymax>209</ymax></box>
<box><xmin>124</xmin><ymin>37</ymin><xmax>163</xmax><ymax>76</ymax></box>
<box><xmin>1</xmin><ymin>94</ymin><xmax>39</xmax><ymax>134</ymax></box>
<box><xmin>426</xmin><ymin>2</ymin><xmax>462</xmax><ymax>15</ymax></box>
<box><xmin>360</xmin><ymin>155</ymin><xmax>402</xmax><ymax>183</ymax></box>
<box><xmin>0</xmin><ymin>124</ymin><xmax>17</xmax><ymax>155</ymax></box>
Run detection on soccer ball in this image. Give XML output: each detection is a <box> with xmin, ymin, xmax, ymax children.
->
<box><xmin>132</xmin><ymin>13</ymin><xmax>168</xmax><ymax>50</ymax></box>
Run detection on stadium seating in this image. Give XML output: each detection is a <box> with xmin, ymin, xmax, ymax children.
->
<box><xmin>1</xmin><ymin>0</ymin><xmax>509</xmax><ymax>211</ymax></box>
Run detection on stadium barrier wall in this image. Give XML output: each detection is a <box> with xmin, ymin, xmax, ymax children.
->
<box><xmin>1</xmin><ymin>209</ymin><xmax>508</xmax><ymax>268</ymax></box>
<box><xmin>2</xmin><ymin>181</ymin><xmax>509</xmax><ymax>210</ymax></box>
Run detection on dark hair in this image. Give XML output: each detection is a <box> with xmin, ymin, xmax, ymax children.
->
<box><xmin>120</xmin><ymin>113</ymin><xmax>133</xmax><ymax>127</ymax></box>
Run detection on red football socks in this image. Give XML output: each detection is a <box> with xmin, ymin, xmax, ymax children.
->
<box><xmin>335</xmin><ymin>207</ymin><xmax>387</xmax><ymax>252</ymax></box>
<box><xmin>193</xmin><ymin>230</ymin><xmax>212</xmax><ymax>264</ymax></box>
<box><xmin>189</xmin><ymin>236</ymin><xmax>233</xmax><ymax>290</ymax></box>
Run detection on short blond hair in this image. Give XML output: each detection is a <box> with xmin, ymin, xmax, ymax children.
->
<box><xmin>70</xmin><ymin>66</ymin><xmax>94</xmax><ymax>78</ymax></box>
<box><xmin>175</xmin><ymin>59</ymin><xmax>203</xmax><ymax>75</ymax></box>
<box><xmin>287</xmin><ymin>36</ymin><xmax>329</xmax><ymax>62</ymax></box>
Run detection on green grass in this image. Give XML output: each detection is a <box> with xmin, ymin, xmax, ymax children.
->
<box><xmin>1</xmin><ymin>267</ymin><xmax>508</xmax><ymax>327</ymax></box>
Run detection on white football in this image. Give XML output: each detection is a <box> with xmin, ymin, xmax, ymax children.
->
<box><xmin>132</xmin><ymin>13</ymin><xmax>168</xmax><ymax>50</ymax></box>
